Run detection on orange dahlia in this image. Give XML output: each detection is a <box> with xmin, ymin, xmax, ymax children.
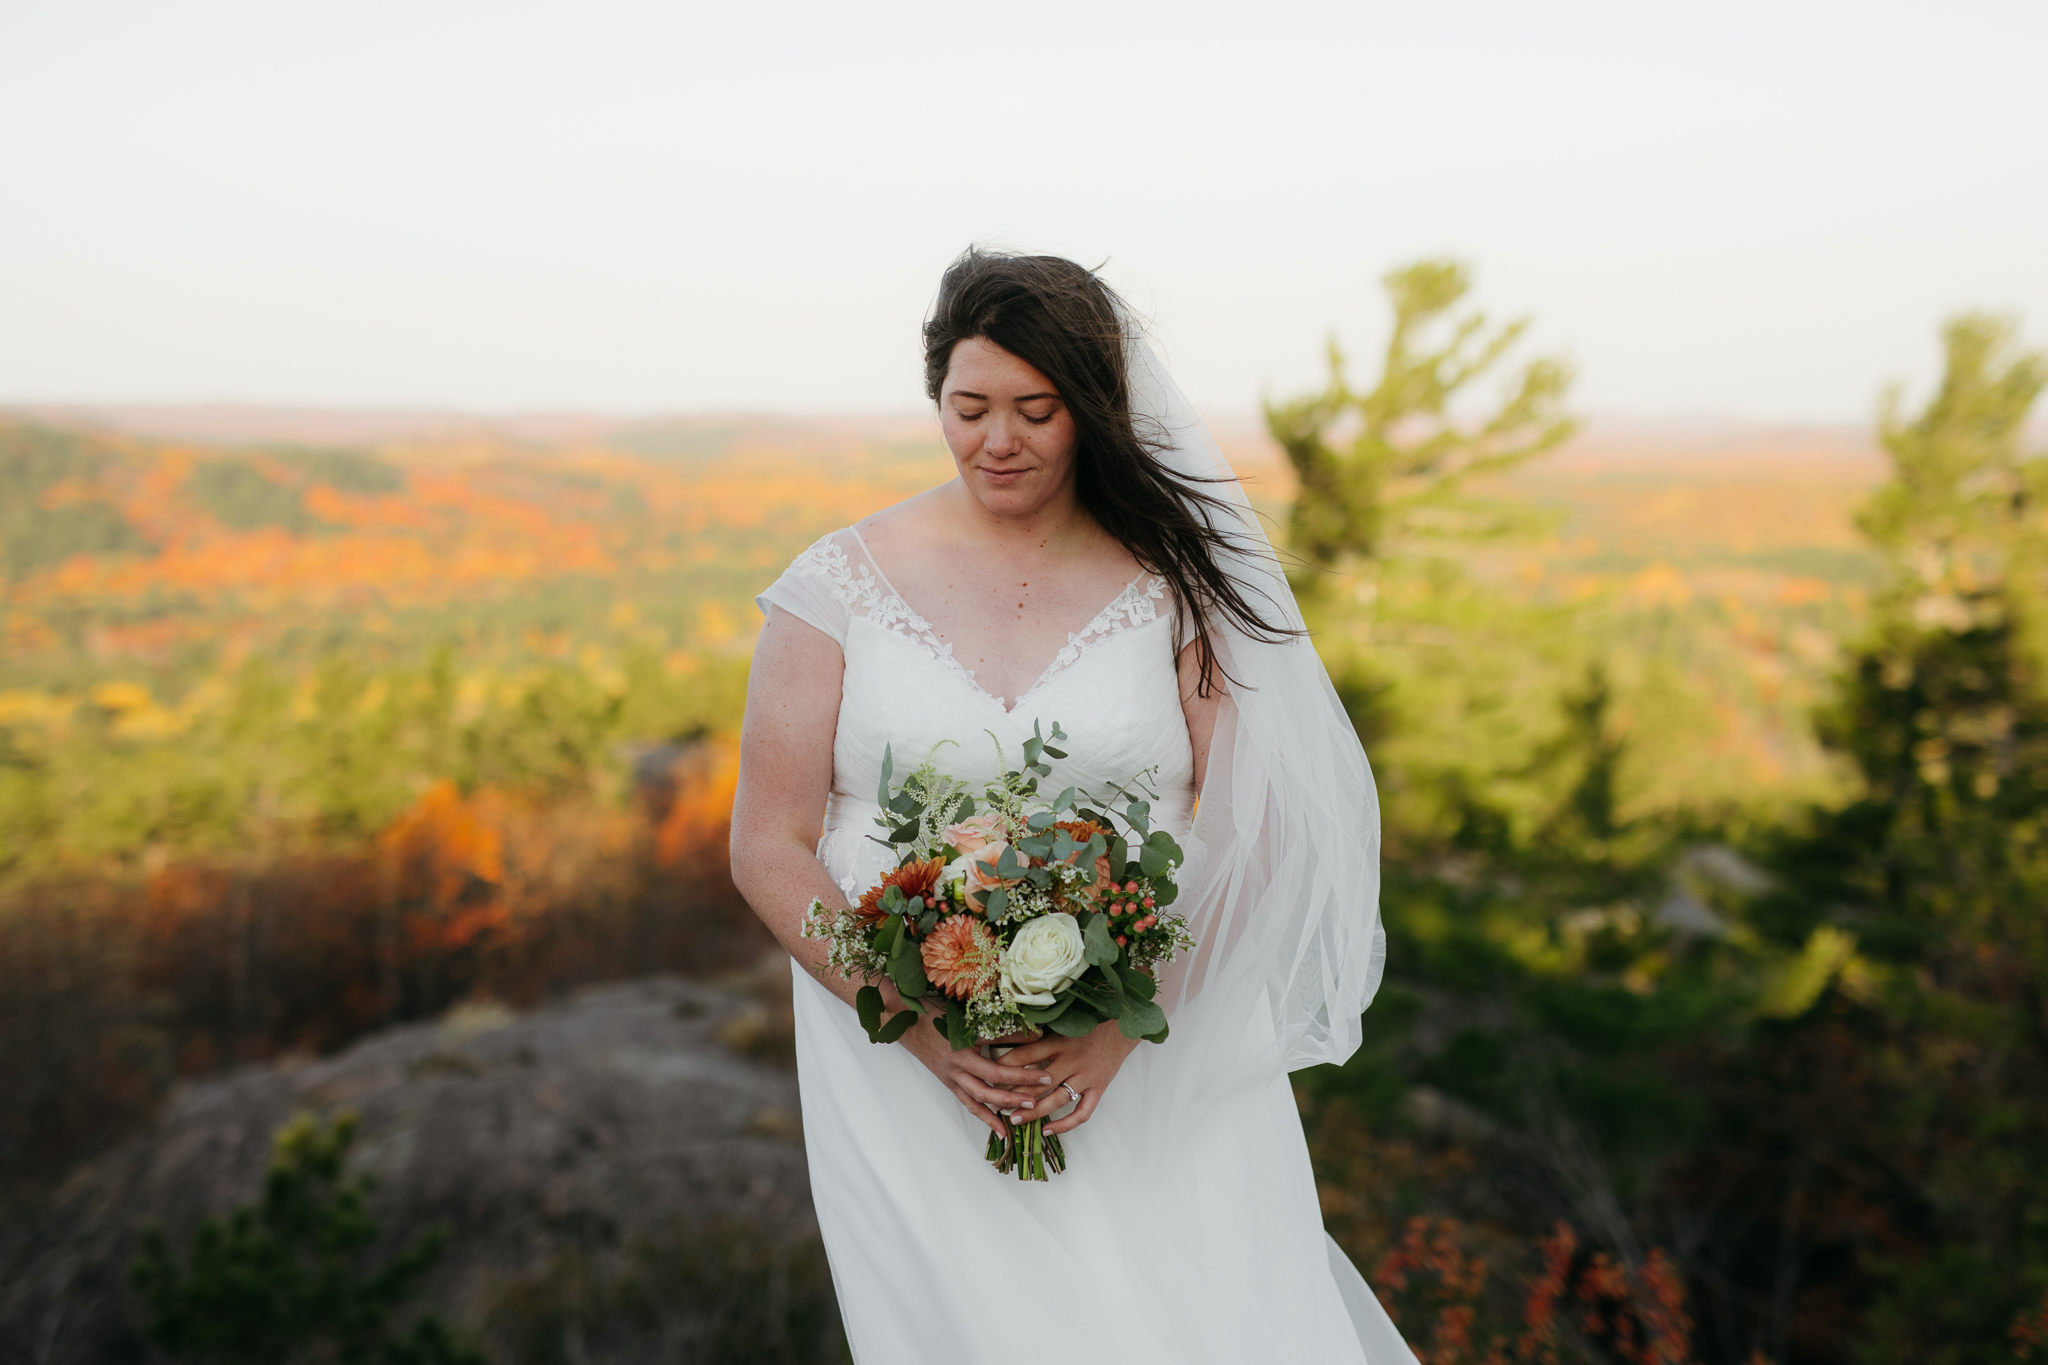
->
<box><xmin>855</xmin><ymin>857</ymin><xmax>945</xmax><ymax>926</ymax></box>
<box><xmin>920</xmin><ymin>914</ymin><xmax>1001</xmax><ymax>1000</ymax></box>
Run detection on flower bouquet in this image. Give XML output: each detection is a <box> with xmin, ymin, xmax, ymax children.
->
<box><xmin>803</xmin><ymin>721</ymin><xmax>1193</xmax><ymax>1180</ymax></box>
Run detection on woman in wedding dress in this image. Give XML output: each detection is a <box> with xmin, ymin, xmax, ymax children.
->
<box><xmin>731</xmin><ymin>249</ymin><xmax>1413</xmax><ymax>1364</ymax></box>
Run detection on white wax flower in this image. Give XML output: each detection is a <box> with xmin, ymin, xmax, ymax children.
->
<box><xmin>999</xmin><ymin>912</ymin><xmax>1087</xmax><ymax>1006</ymax></box>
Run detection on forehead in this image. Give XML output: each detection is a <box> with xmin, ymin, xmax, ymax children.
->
<box><xmin>944</xmin><ymin>337</ymin><xmax>1058</xmax><ymax>398</ymax></box>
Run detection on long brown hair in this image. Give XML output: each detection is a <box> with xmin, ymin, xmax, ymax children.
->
<box><xmin>922</xmin><ymin>247</ymin><xmax>1296</xmax><ymax>694</ymax></box>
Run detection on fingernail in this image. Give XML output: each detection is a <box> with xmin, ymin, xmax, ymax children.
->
<box><xmin>1039</xmin><ymin>1075</ymin><xmax>1051</xmax><ymax>1083</ymax></box>
<box><xmin>1021</xmin><ymin>1101</ymin><xmax>1033</xmax><ymax>1109</ymax></box>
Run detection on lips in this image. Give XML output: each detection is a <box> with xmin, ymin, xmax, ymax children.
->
<box><xmin>979</xmin><ymin>465</ymin><xmax>1030</xmax><ymax>485</ymax></box>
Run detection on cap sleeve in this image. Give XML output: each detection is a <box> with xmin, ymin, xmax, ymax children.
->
<box><xmin>756</xmin><ymin>530</ymin><xmax>859</xmax><ymax>646</ymax></box>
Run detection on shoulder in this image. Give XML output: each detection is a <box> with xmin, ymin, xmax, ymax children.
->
<box><xmin>852</xmin><ymin>485</ymin><xmax>950</xmax><ymax>562</ymax></box>
<box><xmin>784</xmin><ymin>527</ymin><xmax>856</xmax><ymax>580</ymax></box>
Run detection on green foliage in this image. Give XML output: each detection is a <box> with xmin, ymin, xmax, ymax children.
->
<box><xmin>188</xmin><ymin>460</ymin><xmax>317</xmax><ymax>533</ymax></box>
<box><xmin>262</xmin><ymin>445</ymin><xmax>404</xmax><ymax>494</ymax></box>
<box><xmin>0</xmin><ymin>424</ymin><xmax>149</xmax><ymax>576</ymax></box>
<box><xmin>0</xmin><ymin>643</ymin><xmax>749</xmax><ymax>875</ymax></box>
<box><xmin>1265</xmin><ymin>258</ymin><xmax>1577</xmax><ymax>572</ymax></box>
<box><xmin>484</xmin><ymin>1218</ymin><xmax>849</xmax><ymax>1364</ymax></box>
<box><xmin>186</xmin><ymin>446</ymin><xmax>401</xmax><ymax>533</ymax></box>
<box><xmin>132</xmin><ymin>1110</ymin><xmax>481</xmax><ymax>1364</ymax></box>
<box><xmin>1763</xmin><ymin>316</ymin><xmax>2048</xmax><ymax>1362</ymax></box>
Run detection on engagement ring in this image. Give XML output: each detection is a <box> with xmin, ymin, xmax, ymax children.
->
<box><xmin>1061</xmin><ymin>1082</ymin><xmax>1081</xmax><ymax>1106</ymax></box>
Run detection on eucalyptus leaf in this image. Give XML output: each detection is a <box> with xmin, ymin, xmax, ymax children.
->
<box><xmin>1018</xmin><ymin>997</ymin><xmax>1073</xmax><ymax>1025</ymax></box>
<box><xmin>984</xmin><ymin>888</ymin><xmax>1009</xmax><ymax>919</ymax></box>
<box><xmin>1139</xmin><ymin>843</ymin><xmax>1170</xmax><ymax>878</ymax></box>
<box><xmin>877</xmin><ymin>1010</ymin><xmax>918</xmax><ymax>1044</ymax></box>
<box><xmin>1068</xmin><ymin>976</ymin><xmax>1120</xmax><ymax>1018</ymax></box>
<box><xmin>875</xmin><ymin>745</ymin><xmax>894</xmax><ymax>809</ymax></box>
<box><xmin>1051</xmin><ymin>785</ymin><xmax>1077</xmax><ymax>814</ymax></box>
<box><xmin>1082</xmin><ymin>913</ymin><xmax>1120</xmax><ymax>967</ymax></box>
<box><xmin>888</xmin><ymin>921</ymin><xmax>930</xmax><ymax>999</ymax></box>
<box><xmin>1042</xmin><ymin>745</ymin><xmax>1067</xmax><ymax>760</ymax></box>
<box><xmin>1027</xmin><ymin>811</ymin><xmax>1055</xmax><ymax>832</ymax></box>
<box><xmin>855</xmin><ymin>985</ymin><xmax>883</xmax><ymax>1040</ymax></box>
<box><xmin>1048</xmin><ymin>1007</ymin><xmax>1102</xmax><ymax>1038</ymax></box>
<box><xmin>1118</xmin><ymin>996</ymin><xmax>1168</xmax><ymax>1041</ymax></box>
<box><xmin>1126</xmin><ymin>799</ymin><xmax>1151</xmax><ymax>836</ymax></box>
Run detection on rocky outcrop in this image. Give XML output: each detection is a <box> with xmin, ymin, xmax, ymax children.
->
<box><xmin>2</xmin><ymin>975</ymin><xmax>816</xmax><ymax>1364</ymax></box>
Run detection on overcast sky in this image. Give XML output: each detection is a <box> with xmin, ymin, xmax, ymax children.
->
<box><xmin>2</xmin><ymin>0</ymin><xmax>2043</xmax><ymax>422</ymax></box>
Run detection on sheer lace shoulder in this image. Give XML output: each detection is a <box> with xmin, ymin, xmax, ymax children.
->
<box><xmin>757</xmin><ymin>530</ymin><xmax>857</xmax><ymax>645</ymax></box>
<box><xmin>756</xmin><ymin>531</ymin><xmax>976</xmax><ymax>693</ymax></box>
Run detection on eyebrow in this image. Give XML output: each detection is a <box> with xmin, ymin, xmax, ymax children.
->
<box><xmin>947</xmin><ymin>390</ymin><xmax>1062</xmax><ymax>403</ymax></box>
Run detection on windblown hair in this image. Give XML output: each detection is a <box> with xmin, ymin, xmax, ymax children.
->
<box><xmin>922</xmin><ymin>248</ymin><xmax>1296</xmax><ymax>694</ymax></box>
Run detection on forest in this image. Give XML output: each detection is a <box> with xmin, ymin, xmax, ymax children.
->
<box><xmin>2</xmin><ymin>261</ymin><xmax>2043</xmax><ymax>1365</ymax></box>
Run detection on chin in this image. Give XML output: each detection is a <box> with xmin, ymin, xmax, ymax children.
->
<box><xmin>972</xmin><ymin>484</ymin><xmax>1051</xmax><ymax>516</ymax></box>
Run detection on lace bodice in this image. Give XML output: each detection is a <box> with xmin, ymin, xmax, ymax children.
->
<box><xmin>757</xmin><ymin>527</ymin><xmax>1197</xmax><ymax>898</ymax></box>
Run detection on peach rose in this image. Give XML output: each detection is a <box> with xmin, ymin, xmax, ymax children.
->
<box><xmin>943</xmin><ymin>811</ymin><xmax>1008</xmax><ymax>858</ymax></box>
<box><xmin>964</xmin><ymin>840</ymin><xmax>1022</xmax><ymax>894</ymax></box>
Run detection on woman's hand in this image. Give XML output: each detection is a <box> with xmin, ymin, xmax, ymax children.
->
<box><xmin>897</xmin><ymin>1014</ymin><xmax>1054</xmax><ymax>1137</ymax></box>
<box><xmin>988</xmin><ymin>1022</ymin><xmax>1141</xmax><ymax>1136</ymax></box>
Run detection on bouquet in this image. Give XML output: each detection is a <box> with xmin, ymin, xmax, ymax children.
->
<box><xmin>803</xmin><ymin>721</ymin><xmax>1194</xmax><ymax>1180</ymax></box>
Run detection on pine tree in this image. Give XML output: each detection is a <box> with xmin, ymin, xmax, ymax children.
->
<box><xmin>132</xmin><ymin>1110</ymin><xmax>482</xmax><ymax>1364</ymax></box>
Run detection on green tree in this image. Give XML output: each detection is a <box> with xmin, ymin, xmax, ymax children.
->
<box><xmin>132</xmin><ymin>1111</ymin><xmax>481</xmax><ymax>1364</ymax></box>
<box><xmin>1720</xmin><ymin>313</ymin><xmax>2048</xmax><ymax>1363</ymax></box>
<box><xmin>1264</xmin><ymin>258</ymin><xmax>1578</xmax><ymax>575</ymax></box>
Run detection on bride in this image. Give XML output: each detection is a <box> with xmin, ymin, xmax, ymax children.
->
<box><xmin>731</xmin><ymin>249</ymin><xmax>1413</xmax><ymax>1363</ymax></box>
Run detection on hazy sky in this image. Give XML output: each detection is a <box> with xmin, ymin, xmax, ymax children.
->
<box><xmin>3</xmin><ymin>0</ymin><xmax>2043</xmax><ymax>422</ymax></box>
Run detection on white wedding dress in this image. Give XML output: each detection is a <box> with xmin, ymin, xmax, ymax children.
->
<box><xmin>758</xmin><ymin>527</ymin><xmax>1416</xmax><ymax>1364</ymax></box>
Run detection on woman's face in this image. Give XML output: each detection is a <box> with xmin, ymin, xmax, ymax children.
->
<box><xmin>938</xmin><ymin>336</ymin><xmax>1080</xmax><ymax>520</ymax></box>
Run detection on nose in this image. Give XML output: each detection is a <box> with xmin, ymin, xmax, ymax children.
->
<box><xmin>982</xmin><ymin>412</ymin><xmax>1023</xmax><ymax>460</ymax></box>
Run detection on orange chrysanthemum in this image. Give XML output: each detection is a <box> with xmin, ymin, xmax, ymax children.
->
<box><xmin>920</xmin><ymin>914</ymin><xmax>1001</xmax><ymax>1000</ymax></box>
<box><xmin>855</xmin><ymin>857</ymin><xmax>945</xmax><ymax>926</ymax></box>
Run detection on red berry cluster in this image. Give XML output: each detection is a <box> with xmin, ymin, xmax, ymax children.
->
<box><xmin>1104</xmin><ymin>879</ymin><xmax>1159</xmax><ymax>948</ymax></box>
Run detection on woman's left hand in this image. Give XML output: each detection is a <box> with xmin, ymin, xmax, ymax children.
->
<box><xmin>992</xmin><ymin>1022</ymin><xmax>1142</xmax><ymax>1135</ymax></box>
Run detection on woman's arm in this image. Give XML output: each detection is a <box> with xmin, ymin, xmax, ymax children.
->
<box><xmin>729</xmin><ymin>606</ymin><xmax>1049</xmax><ymax>1133</ymax></box>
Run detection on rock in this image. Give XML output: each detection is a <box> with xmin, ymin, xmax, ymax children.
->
<box><xmin>1</xmin><ymin>975</ymin><xmax>816</xmax><ymax>1365</ymax></box>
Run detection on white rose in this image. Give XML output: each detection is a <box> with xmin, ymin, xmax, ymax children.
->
<box><xmin>998</xmin><ymin>913</ymin><xmax>1088</xmax><ymax>1006</ymax></box>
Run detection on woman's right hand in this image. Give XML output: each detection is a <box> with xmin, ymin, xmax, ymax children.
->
<box><xmin>897</xmin><ymin>1015</ymin><xmax>1052</xmax><ymax>1136</ymax></box>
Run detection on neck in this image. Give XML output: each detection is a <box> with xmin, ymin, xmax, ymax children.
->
<box><xmin>942</xmin><ymin>478</ymin><xmax>1098</xmax><ymax>556</ymax></box>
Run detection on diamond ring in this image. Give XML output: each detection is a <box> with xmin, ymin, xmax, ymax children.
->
<box><xmin>1061</xmin><ymin>1081</ymin><xmax>1082</xmax><ymax>1106</ymax></box>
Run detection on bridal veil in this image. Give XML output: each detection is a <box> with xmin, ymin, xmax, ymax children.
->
<box><xmin>1122</xmin><ymin>327</ymin><xmax>1387</xmax><ymax>1072</ymax></box>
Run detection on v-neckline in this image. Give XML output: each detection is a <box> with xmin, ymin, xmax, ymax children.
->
<box><xmin>848</xmin><ymin>526</ymin><xmax>1153</xmax><ymax>715</ymax></box>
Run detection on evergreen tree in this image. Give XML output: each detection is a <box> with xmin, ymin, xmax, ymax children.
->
<box><xmin>1264</xmin><ymin>258</ymin><xmax>1577</xmax><ymax>575</ymax></box>
<box><xmin>133</xmin><ymin>1111</ymin><xmax>481</xmax><ymax>1364</ymax></box>
<box><xmin>1747</xmin><ymin>314</ymin><xmax>2048</xmax><ymax>1362</ymax></box>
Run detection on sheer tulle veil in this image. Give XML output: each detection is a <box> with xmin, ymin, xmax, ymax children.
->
<box><xmin>1122</xmin><ymin>327</ymin><xmax>1386</xmax><ymax>1072</ymax></box>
